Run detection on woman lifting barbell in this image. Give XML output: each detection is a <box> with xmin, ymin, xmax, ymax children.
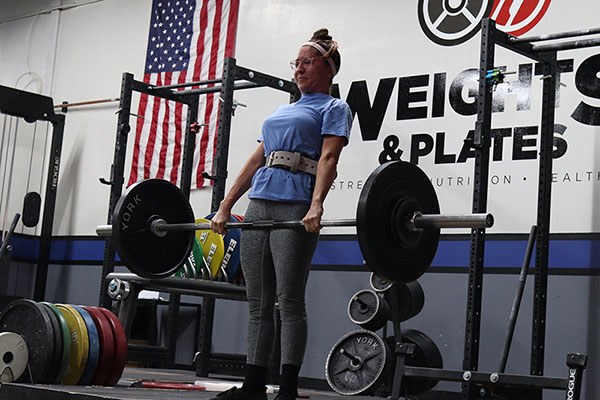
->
<box><xmin>209</xmin><ymin>28</ymin><xmax>352</xmax><ymax>400</ymax></box>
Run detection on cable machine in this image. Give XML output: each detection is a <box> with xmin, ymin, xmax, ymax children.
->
<box><xmin>0</xmin><ymin>85</ymin><xmax>65</xmax><ymax>302</ymax></box>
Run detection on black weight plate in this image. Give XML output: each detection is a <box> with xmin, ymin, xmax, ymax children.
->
<box><xmin>347</xmin><ymin>290</ymin><xmax>390</xmax><ymax>332</ymax></box>
<box><xmin>370</xmin><ymin>272</ymin><xmax>393</xmax><ymax>292</ymax></box>
<box><xmin>0</xmin><ymin>299</ymin><xmax>55</xmax><ymax>383</ymax></box>
<box><xmin>113</xmin><ymin>179</ymin><xmax>195</xmax><ymax>278</ymax></box>
<box><xmin>325</xmin><ymin>330</ymin><xmax>392</xmax><ymax>395</ymax></box>
<box><xmin>357</xmin><ymin>161</ymin><xmax>440</xmax><ymax>283</ymax></box>
<box><xmin>396</xmin><ymin>281</ymin><xmax>425</xmax><ymax>322</ymax></box>
<box><xmin>40</xmin><ymin>303</ymin><xmax>63</xmax><ymax>383</ymax></box>
<box><xmin>41</xmin><ymin>302</ymin><xmax>71</xmax><ymax>384</ymax></box>
<box><xmin>386</xmin><ymin>329</ymin><xmax>443</xmax><ymax>396</ymax></box>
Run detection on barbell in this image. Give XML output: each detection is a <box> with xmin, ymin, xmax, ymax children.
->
<box><xmin>97</xmin><ymin>161</ymin><xmax>494</xmax><ymax>283</ymax></box>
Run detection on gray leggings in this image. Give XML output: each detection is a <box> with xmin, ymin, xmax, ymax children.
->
<box><xmin>241</xmin><ymin>199</ymin><xmax>319</xmax><ymax>367</ymax></box>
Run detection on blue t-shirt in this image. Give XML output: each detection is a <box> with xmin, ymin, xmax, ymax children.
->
<box><xmin>249</xmin><ymin>92</ymin><xmax>352</xmax><ymax>203</ymax></box>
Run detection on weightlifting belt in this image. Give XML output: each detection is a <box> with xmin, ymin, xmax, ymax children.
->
<box><xmin>265</xmin><ymin>151</ymin><xmax>318</xmax><ymax>175</ymax></box>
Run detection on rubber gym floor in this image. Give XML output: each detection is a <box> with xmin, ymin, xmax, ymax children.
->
<box><xmin>0</xmin><ymin>367</ymin><xmax>366</xmax><ymax>400</ymax></box>
<box><xmin>0</xmin><ymin>366</ymin><xmax>463</xmax><ymax>400</ymax></box>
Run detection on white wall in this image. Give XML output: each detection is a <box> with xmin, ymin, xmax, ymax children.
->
<box><xmin>1</xmin><ymin>1</ymin><xmax>599</xmax><ymax>397</ymax></box>
<box><xmin>2</xmin><ymin>0</ymin><xmax>600</xmax><ymax>236</ymax></box>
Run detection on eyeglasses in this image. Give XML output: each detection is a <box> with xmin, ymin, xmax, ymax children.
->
<box><xmin>289</xmin><ymin>57</ymin><xmax>316</xmax><ymax>70</ymax></box>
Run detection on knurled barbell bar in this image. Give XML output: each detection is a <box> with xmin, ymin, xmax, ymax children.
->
<box><xmin>97</xmin><ymin>212</ymin><xmax>490</xmax><ymax>236</ymax></box>
<box><xmin>96</xmin><ymin>161</ymin><xmax>494</xmax><ymax>282</ymax></box>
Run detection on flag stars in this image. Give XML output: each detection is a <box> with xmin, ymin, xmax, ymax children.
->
<box><xmin>145</xmin><ymin>0</ymin><xmax>196</xmax><ymax>73</ymax></box>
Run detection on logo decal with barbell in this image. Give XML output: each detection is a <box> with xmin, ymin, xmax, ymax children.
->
<box><xmin>417</xmin><ymin>0</ymin><xmax>551</xmax><ymax>46</ymax></box>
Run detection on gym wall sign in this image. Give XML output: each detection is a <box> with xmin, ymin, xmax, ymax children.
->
<box><xmin>336</xmin><ymin>52</ymin><xmax>600</xmax><ymax>166</ymax></box>
<box><xmin>417</xmin><ymin>0</ymin><xmax>552</xmax><ymax>46</ymax></box>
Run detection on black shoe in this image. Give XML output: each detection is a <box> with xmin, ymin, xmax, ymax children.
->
<box><xmin>274</xmin><ymin>392</ymin><xmax>297</xmax><ymax>400</ymax></box>
<box><xmin>210</xmin><ymin>386</ymin><xmax>267</xmax><ymax>400</ymax></box>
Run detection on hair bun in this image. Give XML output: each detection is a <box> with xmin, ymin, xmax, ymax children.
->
<box><xmin>311</xmin><ymin>28</ymin><xmax>333</xmax><ymax>41</ymax></box>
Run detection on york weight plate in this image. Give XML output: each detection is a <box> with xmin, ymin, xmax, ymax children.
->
<box><xmin>325</xmin><ymin>330</ymin><xmax>391</xmax><ymax>395</ymax></box>
<box><xmin>113</xmin><ymin>178</ymin><xmax>195</xmax><ymax>278</ymax></box>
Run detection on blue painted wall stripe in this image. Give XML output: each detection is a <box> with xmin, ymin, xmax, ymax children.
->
<box><xmin>7</xmin><ymin>234</ymin><xmax>600</xmax><ymax>271</ymax></box>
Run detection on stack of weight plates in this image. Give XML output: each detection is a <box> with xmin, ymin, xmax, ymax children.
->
<box><xmin>0</xmin><ymin>299</ymin><xmax>127</xmax><ymax>385</ymax></box>
<box><xmin>172</xmin><ymin>213</ymin><xmax>245</xmax><ymax>284</ymax></box>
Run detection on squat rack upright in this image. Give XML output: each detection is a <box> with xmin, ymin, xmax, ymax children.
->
<box><xmin>101</xmin><ymin>58</ymin><xmax>299</xmax><ymax>373</ymax></box>
<box><xmin>463</xmin><ymin>18</ymin><xmax>595</xmax><ymax>400</ymax></box>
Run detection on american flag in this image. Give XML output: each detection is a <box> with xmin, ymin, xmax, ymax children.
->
<box><xmin>128</xmin><ymin>0</ymin><xmax>239</xmax><ymax>189</ymax></box>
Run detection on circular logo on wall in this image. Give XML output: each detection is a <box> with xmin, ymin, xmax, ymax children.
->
<box><xmin>418</xmin><ymin>0</ymin><xmax>495</xmax><ymax>46</ymax></box>
<box><xmin>490</xmin><ymin>0</ymin><xmax>551</xmax><ymax>36</ymax></box>
<box><xmin>418</xmin><ymin>0</ymin><xmax>551</xmax><ymax>46</ymax></box>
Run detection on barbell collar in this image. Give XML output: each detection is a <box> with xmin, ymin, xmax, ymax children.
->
<box><xmin>408</xmin><ymin>212</ymin><xmax>493</xmax><ymax>231</ymax></box>
<box><xmin>97</xmin><ymin>225</ymin><xmax>112</xmax><ymax>237</ymax></box>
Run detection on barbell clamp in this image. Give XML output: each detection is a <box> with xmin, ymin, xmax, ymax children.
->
<box><xmin>406</xmin><ymin>212</ymin><xmax>494</xmax><ymax>231</ymax></box>
<box><xmin>150</xmin><ymin>218</ymin><xmax>168</xmax><ymax>237</ymax></box>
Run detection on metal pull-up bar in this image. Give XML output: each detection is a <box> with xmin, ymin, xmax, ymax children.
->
<box><xmin>508</xmin><ymin>25</ymin><xmax>600</xmax><ymax>52</ymax></box>
<box><xmin>510</xmin><ymin>26</ymin><xmax>600</xmax><ymax>43</ymax></box>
